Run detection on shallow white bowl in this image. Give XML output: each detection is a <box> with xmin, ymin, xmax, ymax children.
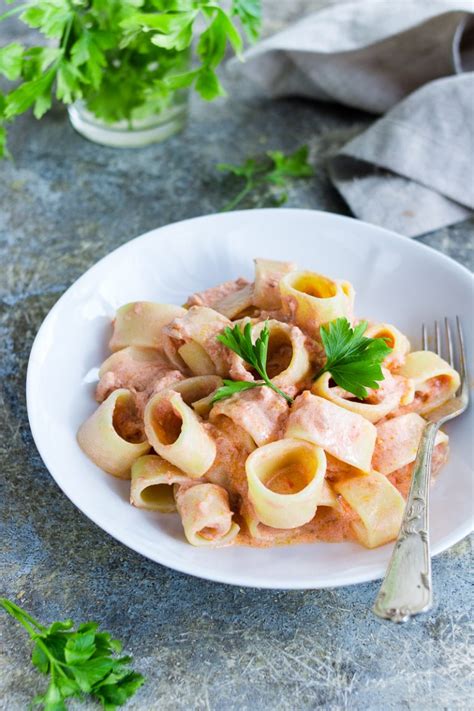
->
<box><xmin>27</xmin><ymin>209</ymin><xmax>473</xmax><ymax>589</ymax></box>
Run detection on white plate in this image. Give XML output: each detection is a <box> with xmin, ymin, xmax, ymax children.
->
<box><xmin>27</xmin><ymin>209</ymin><xmax>473</xmax><ymax>589</ymax></box>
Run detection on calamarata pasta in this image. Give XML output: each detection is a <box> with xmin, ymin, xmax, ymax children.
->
<box><xmin>78</xmin><ymin>258</ymin><xmax>459</xmax><ymax>549</ymax></box>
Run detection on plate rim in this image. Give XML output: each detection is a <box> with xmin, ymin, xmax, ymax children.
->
<box><xmin>26</xmin><ymin>208</ymin><xmax>474</xmax><ymax>589</ymax></box>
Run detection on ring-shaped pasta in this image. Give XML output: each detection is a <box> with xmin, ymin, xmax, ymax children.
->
<box><xmin>229</xmin><ymin>320</ymin><xmax>311</xmax><ymax>395</ymax></box>
<box><xmin>285</xmin><ymin>392</ymin><xmax>376</xmax><ymax>473</ymax></box>
<box><xmin>312</xmin><ymin>370</ymin><xmax>410</xmax><ymax>424</ymax></box>
<box><xmin>130</xmin><ymin>455</ymin><xmax>193</xmax><ymax>512</ymax></box>
<box><xmin>77</xmin><ymin>389</ymin><xmax>150</xmax><ymax>478</ymax></box>
<box><xmin>365</xmin><ymin>322</ymin><xmax>410</xmax><ymax>369</ymax></box>
<box><xmin>110</xmin><ymin>302</ymin><xmax>186</xmax><ymax>352</ymax></box>
<box><xmin>214</xmin><ymin>283</ymin><xmax>255</xmax><ymax>319</ymax></box>
<box><xmin>177</xmin><ymin>342</ymin><xmax>216</xmax><ymax>376</ymax></box>
<box><xmin>96</xmin><ymin>346</ymin><xmax>176</xmax><ymax>403</ymax></box>
<box><xmin>333</xmin><ymin>470</ymin><xmax>405</xmax><ymax>549</ymax></box>
<box><xmin>280</xmin><ymin>270</ymin><xmax>354</xmax><ymax>335</ymax></box>
<box><xmin>397</xmin><ymin>351</ymin><xmax>461</xmax><ymax>414</ymax></box>
<box><xmin>241</xmin><ymin>478</ymin><xmax>339</xmax><ymax>542</ymax></box>
<box><xmin>210</xmin><ymin>386</ymin><xmax>289</xmax><ymax>446</ymax></box>
<box><xmin>171</xmin><ymin>375</ymin><xmax>223</xmax><ymax>417</ymax></box>
<box><xmin>246</xmin><ymin>438</ymin><xmax>326</xmax><ymax>529</ymax></box>
<box><xmin>144</xmin><ymin>390</ymin><xmax>216</xmax><ymax>477</ymax></box>
<box><xmin>163</xmin><ymin>306</ymin><xmax>232</xmax><ymax>376</ymax></box>
<box><xmin>253</xmin><ymin>258</ymin><xmax>297</xmax><ymax>310</ymax></box>
<box><xmin>99</xmin><ymin>346</ymin><xmax>168</xmax><ymax>379</ymax></box>
<box><xmin>175</xmin><ymin>483</ymin><xmax>240</xmax><ymax>546</ymax></box>
<box><xmin>372</xmin><ymin>413</ymin><xmax>449</xmax><ymax>475</ymax></box>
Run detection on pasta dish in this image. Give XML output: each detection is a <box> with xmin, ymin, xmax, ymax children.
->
<box><xmin>77</xmin><ymin>259</ymin><xmax>460</xmax><ymax>549</ymax></box>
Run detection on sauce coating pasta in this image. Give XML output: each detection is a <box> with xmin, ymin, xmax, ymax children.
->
<box><xmin>77</xmin><ymin>258</ymin><xmax>458</xmax><ymax>549</ymax></box>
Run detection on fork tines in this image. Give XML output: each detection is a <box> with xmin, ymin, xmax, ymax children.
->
<box><xmin>422</xmin><ymin>316</ymin><xmax>468</xmax><ymax>399</ymax></box>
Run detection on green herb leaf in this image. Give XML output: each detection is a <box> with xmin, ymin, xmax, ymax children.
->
<box><xmin>93</xmin><ymin>670</ymin><xmax>146</xmax><ymax>708</ymax></box>
<box><xmin>163</xmin><ymin>69</ymin><xmax>200</xmax><ymax>91</ymax></box>
<box><xmin>217</xmin><ymin>157</ymin><xmax>260</xmax><ymax>179</ymax></box>
<box><xmin>71</xmin><ymin>657</ymin><xmax>115</xmax><ymax>692</ymax></box>
<box><xmin>5</xmin><ymin>67</ymin><xmax>58</xmax><ymax>118</ymax></box>
<box><xmin>232</xmin><ymin>0</ymin><xmax>262</xmax><ymax>43</ymax></box>
<box><xmin>0</xmin><ymin>597</ymin><xmax>145</xmax><ymax>710</ymax></box>
<box><xmin>56</xmin><ymin>61</ymin><xmax>86</xmax><ymax>104</ymax></box>
<box><xmin>20</xmin><ymin>1</ymin><xmax>73</xmax><ymax>40</ymax></box>
<box><xmin>195</xmin><ymin>66</ymin><xmax>225</xmax><ymax>100</ymax></box>
<box><xmin>266</xmin><ymin>146</ymin><xmax>314</xmax><ymax>184</ymax></box>
<box><xmin>0</xmin><ymin>42</ymin><xmax>23</xmax><ymax>80</ymax></box>
<box><xmin>31</xmin><ymin>643</ymin><xmax>50</xmax><ymax>674</ymax></box>
<box><xmin>64</xmin><ymin>630</ymin><xmax>96</xmax><ymax>665</ymax></box>
<box><xmin>219</xmin><ymin>145</ymin><xmax>314</xmax><ymax>211</ymax></box>
<box><xmin>315</xmin><ymin>318</ymin><xmax>392</xmax><ymax>399</ymax></box>
<box><xmin>212</xmin><ymin>378</ymin><xmax>262</xmax><ymax>402</ymax></box>
<box><xmin>213</xmin><ymin>322</ymin><xmax>293</xmax><ymax>404</ymax></box>
<box><xmin>71</xmin><ymin>32</ymin><xmax>107</xmax><ymax>90</ymax></box>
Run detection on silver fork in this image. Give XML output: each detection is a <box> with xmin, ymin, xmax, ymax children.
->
<box><xmin>373</xmin><ymin>317</ymin><xmax>469</xmax><ymax>623</ymax></box>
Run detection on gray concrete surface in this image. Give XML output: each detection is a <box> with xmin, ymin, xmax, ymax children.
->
<box><xmin>1</xmin><ymin>1</ymin><xmax>473</xmax><ymax>709</ymax></box>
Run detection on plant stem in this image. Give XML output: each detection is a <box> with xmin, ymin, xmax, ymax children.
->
<box><xmin>61</xmin><ymin>13</ymin><xmax>75</xmax><ymax>56</ymax></box>
<box><xmin>0</xmin><ymin>4</ymin><xmax>29</xmax><ymax>23</ymax></box>
<box><xmin>252</xmin><ymin>362</ymin><xmax>294</xmax><ymax>405</ymax></box>
<box><xmin>0</xmin><ymin>598</ymin><xmax>45</xmax><ymax>632</ymax></box>
<box><xmin>0</xmin><ymin>598</ymin><xmax>72</xmax><ymax>680</ymax></box>
<box><xmin>221</xmin><ymin>179</ymin><xmax>255</xmax><ymax>212</ymax></box>
<box><xmin>263</xmin><ymin>377</ymin><xmax>293</xmax><ymax>404</ymax></box>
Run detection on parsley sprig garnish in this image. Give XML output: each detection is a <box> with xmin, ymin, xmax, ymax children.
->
<box><xmin>212</xmin><ymin>322</ymin><xmax>293</xmax><ymax>404</ymax></box>
<box><xmin>218</xmin><ymin>145</ymin><xmax>314</xmax><ymax>211</ymax></box>
<box><xmin>0</xmin><ymin>597</ymin><xmax>144</xmax><ymax>710</ymax></box>
<box><xmin>315</xmin><ymin>318</ymin><xmax>392</xmax><ymax>399</ymax></box>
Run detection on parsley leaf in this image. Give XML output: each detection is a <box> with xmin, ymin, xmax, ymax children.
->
<box><xmin>232</xmin><ymin>0</ymin><xmax>262</xmax><ymax>43</ymax></box>
<box><xmin>218</xmin><ymin>146</ymin><xmax>314</xmax><ymax>211</ymax></box>
<box><xmin>315</xmin><ymin>318</ymin><xmax>392</xmax><ymax>399</ymax></box>
<box><xmin>213</xmin><ymin>321</ymin><xmax>293</xmax><ymax>404</ymax></box>
<box><xmin>0</xmin><ymin>597</ymin><xmax>145</xmax><ymax>710</ymax></box>
<box><xmin>0</xmin><ymin>42</ymin><xmax>24</xmax><ymax>80</ymax></box>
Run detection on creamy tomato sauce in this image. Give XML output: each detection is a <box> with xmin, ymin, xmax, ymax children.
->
<box><xmin>235</xmin><ymin>443</ymin><xmax>448</xmax><ymax>547</ymax></box>
<box><xmin>185</xmin><ymin>278</ymin><xmax>250</xmax><ymax>310</ymax></box>
<box><xmin>81</xmin><ymin>262</ymin><xmax>458</xmax><ymax>551</ymax></box>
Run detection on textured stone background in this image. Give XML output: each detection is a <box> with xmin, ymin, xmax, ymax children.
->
<box><xmin>1</xmin><ymin>1</ymin><xmax>473</xmax><ymax>709</ymax></box>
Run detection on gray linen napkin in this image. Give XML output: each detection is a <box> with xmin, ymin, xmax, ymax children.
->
<box><xmin>232</xmin><ymin>0</ymin><xmax>474</xmax><ymax>236</ymax></box>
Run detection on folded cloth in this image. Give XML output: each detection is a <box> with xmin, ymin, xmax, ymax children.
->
<box><xmin>330</xmin><ymin>73</ymin><xmax>474</xmax><ymax>236</ymax></box>
<box><xmin>232</xmin><ymin>0</ymin><xmax>474</xmax><ymax>236</ymax></box>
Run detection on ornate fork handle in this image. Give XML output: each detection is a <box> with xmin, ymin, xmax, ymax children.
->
<box><xmin>373</xmin><ymin>421</ymin><xmax>440</xmax><ymax>622</ymax></box>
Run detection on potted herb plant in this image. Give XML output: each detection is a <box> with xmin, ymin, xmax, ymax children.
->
<box><xmin>0</xmin><ymin>0</ymin><xmax>261</xmax><ymax>154</ymax></box>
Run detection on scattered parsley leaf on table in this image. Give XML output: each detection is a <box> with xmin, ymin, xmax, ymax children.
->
<box><xmin>218</xmin><ymin>145</ymin><xmax>314</xmax><ymax>211</ymax></box>
<box><xmin>212</xmin><ymin>321</ymin><xmax>293</xmax><ymax>404</ymax></box>
<box><xmin>0</xmin><ymin>597</ymin><xmax>145</xmax><ymax>711</ymax></box>
<box><xmin>315</xmin><ymin>318</ymin><xmax>392</xmax><ymax>399</ymax></box>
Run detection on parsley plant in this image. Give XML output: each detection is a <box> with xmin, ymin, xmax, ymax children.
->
<box><xmin>0</xmin><ymin>0</ymin><xmax>262</xmax><ymax>157</ymax></box>
<box><xmin>218</xmin><ymin>145</ymin><xmax>314</xmax><ymax>211</ymax></box>
<box><xmin>1</xmin><ymin>597</ymin><xmax>144</xmax><ymax>710</ymax></box>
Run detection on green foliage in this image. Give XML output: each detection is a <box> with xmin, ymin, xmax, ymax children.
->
<box><xmin>0</xmin><ymin>598</ymin><xmax>144</xmax><ymax>711</ymax></box>
<box><xmin>232</xmin><ymin>0</ymin><xmax>261</xmax><ymax>42</ymax></box>
<box><xmin>0</xmin><ymin>42</ymin><xmax>23</xmax><ymax>80</ymax></box>
<box><xmin>316</xmin><ymin>318</ymin><xmax>393</xmax><ymax>399</ymax></box>
<box><xmin>218</xmin><ymin>145</ymin><xmax>314</xmax><ymax>211</ymax></box>
<box><xmin>213</xmin><ymin>321</ymin><xmax>294</xmax><ymax>404</ymax></box>
<box><xmin>0</xmin><ymin>0</ymin><xmax>262</xmax><ymax>156</ymax></box>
